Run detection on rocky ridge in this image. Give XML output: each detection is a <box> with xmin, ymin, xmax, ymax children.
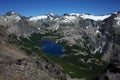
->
<box><xmin>0</xmin><ymin>53</ymin><xmax>66</xmax><ymax>80</ymax></box>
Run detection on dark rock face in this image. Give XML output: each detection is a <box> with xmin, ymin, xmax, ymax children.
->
<box><xmin>108</xmin><ymin>63</ymin><xmax>120</xmax><ymax>73</ymax></box>
<box><xmin>98</xmin><ymin>63</ymin><xmax>120</xmax><ymax>80</ymax></box>
<box><xmin>5</xmin><ymin>11</ymin><xmax>19</xmax><ymax>16</ymax></box>
<box><xmin>98</xmin><ymin>12</ymin><xmax>120</xmax><ymax>80</ymax></box>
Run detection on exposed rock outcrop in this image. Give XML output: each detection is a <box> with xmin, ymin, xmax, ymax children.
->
<box><xmin>98</xmin><ymin>11</ymin><xmax>120</xmax><ymax>80</ymax></box>
<box><xmin>0</xmin><ymin>54</ymin><xmax>66</xmax><ymax>80</ymax></box>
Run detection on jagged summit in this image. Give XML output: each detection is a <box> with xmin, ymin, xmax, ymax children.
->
<box><xmin>5</xmin><ymin>11</ymin><xmax>20</xmax><ymax>16</ymax></box>
<box><xmin>0</xmin><ymin>11</ymin><xmax>119</xmax><ymax>35</ymax></box>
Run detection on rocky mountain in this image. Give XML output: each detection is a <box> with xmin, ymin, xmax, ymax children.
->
<box><xmin>0</xmin><ymin>11</ymin><xmax>120</xmax><ymax>80</ymax></box>
<box><xmin>98</xmin><ymin>11</ymin><xmax>120</xmax><ymax>80</ymax></box>
<box><xmin>0</xmin><ymin>11</ymin><xmax>39</xmax><ymax>37</ymax></box>
<box><xmin>0</xmin><ymin>25</ymin><xmax>66</xmax><ymax>80</ymax></box>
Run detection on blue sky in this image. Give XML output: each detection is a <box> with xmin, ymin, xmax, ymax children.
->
<box><xmin>0</xmin><ymin>0</ymin><xmax>120</xmax><ymax>16</ymax></box>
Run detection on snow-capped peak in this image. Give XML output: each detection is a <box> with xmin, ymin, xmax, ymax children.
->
<box><xmin>10</xmin><ymin>11</ymin><xmax>15</xmax><ymax>15</ymax></box>
<box><xmin>5</xmin><ymin>11</ymin><xmax>21</xmax><ymax>22</ymax></box>
<box><xmin>6</xmin><ymin>11</ymin><xmax>19</xmax><ymax>16</ymax></box>
<box><xmin>80</xmin><ymin>14</ymin><xmax>111</xmax><ymax>21</ymax></box>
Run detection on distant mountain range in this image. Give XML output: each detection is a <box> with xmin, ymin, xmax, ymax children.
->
<box><xmin>0</xmin><ymin>11</ymin><xmax>115</xmax><ymax>36</ymax></box>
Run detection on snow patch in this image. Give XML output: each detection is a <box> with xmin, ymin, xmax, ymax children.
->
<box><xmin>112</xmin><ymin>11</ymin><xmax>118</xmax><ymax>14</ymax></box>
<box><xmin>6</xmin><ymin>15</ymin><xmax>21</xmax><ymax>22</ymax></box>
<box><xmin>64</xmin><ymin>16</ymin><xmax>76</xmax><ymax>20</ymax></box>
<box><xmin>38</xmin><ymin>27</ymin><xmax>41</xmax><ymax>30</ymax></box>
<box><xmin>15</xmin><ymin>16</ymin><xmax>21</xmax><ymax>22</ymax></box>
<box><xmin>115</xmin><ymin>16</ymin><xmax>120</xmax><ymax>25</ymax></box>
<box><xmin>80</xmin><ymin>14</ymin><xmax>111</xmax><ymax>21</ymax></box>
<box><xmin>54</xmin><ymin>18</ymin><xmax>59</xmax><ymax>21</ymax></box>
<box><xmin>29</xmin><ymin>15</ymin><xmax>48</xmax><ymax>21</ymax></box>
<box><xmin>11</xmin><ymin>12</ymin><xmax>15</xmax><ymax>15</ymax></box>
<box><xmin>96</xmin><ymin>30</ymin><xmax>101</xmax><ymax>34</ymax></box>
<box><xmin>59</xmin><ymin>15</ymin><xmax>77</xmax><ymax>23</ymax></box>
<box><xmin>55</xmin><ymin>26</ymin><xmax>59</xmax><ymax>30</ymax></box>
<box><xmin>69</xmin><ymin>13</ymin><xmax>80</xmax><ymax>17</ymax></box>
<box><xmin>49</xmin><ymin>13</ymin><xmax>56</xmax><ymax>16</ymax></box>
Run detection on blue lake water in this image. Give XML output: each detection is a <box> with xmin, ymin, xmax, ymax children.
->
<box><xmin>37</xmin><ymin>39</ymin><xmax>64</xmax><ymax>56</ymax></box>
